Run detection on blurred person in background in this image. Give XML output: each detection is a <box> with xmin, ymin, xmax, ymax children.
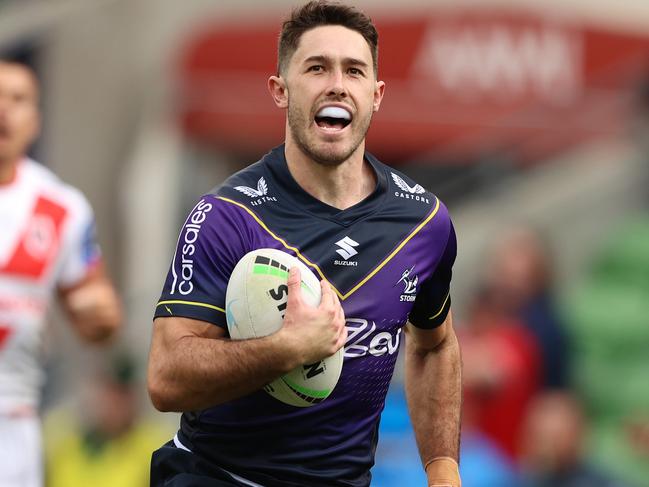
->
<box><xmin>626</xmin><ymin>415</ymin><xmax>649</xmax><ymax>461</ymax></box>
<box><xmin>482</xmin><ymin>226</ymin><xmax>570</xmax><ymax>390</ymax></box>
<box><xmin>45</xmin><ymin>354</ymin><xmax>170</xmax><ymax>487</ymax></box>
<box><xmin>0</xmin><ymin>60</ymin><xmax>122</xmax><ymax>487</ymax></box>
<box><xmin>147</xmin><ymin>1</ymin><xmax>462</xmax><ymax>486</ymax></box>
<box><xmin>460</xmin><ymin>286</ymin><xmax>541</xmax><ymax>459</ymax></box>
<box><xmin>520</xmin><ymin>391</ymin><xmax>633</xmax><ymax>487</ymax></box>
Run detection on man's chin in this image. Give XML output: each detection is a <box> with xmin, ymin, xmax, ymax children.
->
<box><xmin>306</xmin><ymin>140</ymin><xmax>362</xmax><ymax>166</ymax></box>
<box><xmin>290</xmin><ymin>123</ymin><xmax>364</xmax><ymax>166</ymax></box>
<box><xmin>310</xmin><ymin>150</ymin><xmax>351</xmax><ymax>166</ymax></box>
<box><xmin>0</xmin><ymin>150</ymin><xmax>14</xmax><ymax>164</ymax></box>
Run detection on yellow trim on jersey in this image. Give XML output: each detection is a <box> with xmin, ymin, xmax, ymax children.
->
<box><xmin>217</xmin><ymin>196</ymin><xmax>441</xmax><ymax>300</ymax></box>
<box><xmin>428</xmin><ymin>293</ymin><xmax>450</xmax><ymax>321</ymax></box>
<box><xmin>343</xmin><ymin>198</ymin><xmax>440</xmax><ymax>298</ymax></box>
<box><xmin>217</xmin><ymin>196</ymin><xmax>331</xmax><ymax>287</ymax></box>
<box><xmin>157</xmin><ymin>300</ymin><xmax>225</xmax><ymax>313</ymax></box>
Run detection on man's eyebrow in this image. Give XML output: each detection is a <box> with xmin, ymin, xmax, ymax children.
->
<box><xmin>303</xmin><ymin>55</ymin><xmax>328</xmax><ymax>65</ymax></box>
<box><xmin>302</xmin><ymin>55</ymin><xmax>369</xmax><ymax>69</ymax></box>
<box><xmin>344</xmin><ymin>57</ymin><xmax>369</xmax><ymax>69</ymax></box>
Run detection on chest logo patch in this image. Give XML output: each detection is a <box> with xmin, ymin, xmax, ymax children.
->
<box><xmin>0</xmin><ymin>195</ymin><xmax>67</xmax><ymax>280</ymax></box>
<box><xmin>391</xmin><ymin>173</ymin><xmax>430</xmax><ymax>204</ymax></box>
<box><xmin>396</xmin><ymin>265</ymin><xmax>418</xmax><ymax>302</ymax></box>
<box><xmin>334</xmin><ymin>236</ymin><xmax>359</xmax><ymax>267</ymax></box>
<box><xmin>234</xmin><ymin>177</ymin><xmax>277</xmax><ymax>206</ymax></box>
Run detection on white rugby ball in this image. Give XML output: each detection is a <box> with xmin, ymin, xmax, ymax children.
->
<box><xmin>225</xmin><ymin>248</ymin><xmax>343</xmax><ymax>407</ymax></box>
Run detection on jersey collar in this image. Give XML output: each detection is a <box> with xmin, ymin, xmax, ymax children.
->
<box><xmin>265</xmin><ymin>144</ymin><xmax>387</xmax><ymax>226</ymax></box>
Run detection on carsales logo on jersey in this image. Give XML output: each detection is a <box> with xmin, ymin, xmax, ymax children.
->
<box><xmin>174</xmin><ymin>199</ymin><xmax>213</xmax><ymax>295</ymax></box>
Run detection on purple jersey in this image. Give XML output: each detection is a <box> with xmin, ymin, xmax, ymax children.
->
<box><xmin>154</xmin><ymin>145</ymin><xmax>456</xmax><ymax>487</ymax></box>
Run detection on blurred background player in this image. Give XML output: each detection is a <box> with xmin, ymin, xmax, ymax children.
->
<box><xmin>459</xmin><ymin>285</ymin><xmax>541</xmax><ymax>459</ymax></box>
<box><xmin>519</xmin><ymin>391</ymin><xmax>634</xmax><ymax>487</ymax></box>
<box><xmin>0</xmin><ymin>60</ymin><xmax>122</xmax><ymax>487</ymax></box>
<box><xmin>482</xmin><ymin>226</ymin><xmax>570</xmax><ymax>390</ymax></box>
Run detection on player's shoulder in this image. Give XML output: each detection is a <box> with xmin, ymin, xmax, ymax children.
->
<box><xmin>370</xmin><ymin>154</ymin><xmax>451</xmax><ymax>225</ymax></box>
<box><xmin>179</xmin><ymin>159</ymin><xmax>269</xmax><ymax>239</ymax></box>
<box><xmin>22</xmin><ymin>158</ymin><xmax>92</xmax><ymax>212</ymax></box>
<box><xmin>211</xmin><ymin>154</ymin><xmax>270</xmax><ymax>203</ymax></box>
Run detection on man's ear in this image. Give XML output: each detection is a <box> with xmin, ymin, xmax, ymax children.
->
<box><xmin>373</xmin><ymin>80</ymin><xmax>386</xmax><ymax>113</ymax></box>
<box><xmin>268</xmin><ymin>75</ymin><xmax>288</xmax><ymax>109</ymax></box>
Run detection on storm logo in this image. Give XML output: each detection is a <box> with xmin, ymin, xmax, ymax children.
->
<box><xmin>396</xmin><ymin>266</ymin><xmax>418</xmax><ymax>302</ymax></box>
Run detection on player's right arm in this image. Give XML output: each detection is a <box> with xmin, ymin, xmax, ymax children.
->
<box><xmin>147</xmin><ymin>197</ymin><xmax>345</xmax><ymax>412</ymax></box>
<box><xmin>147</xmin><ymin>267</ymin><xmax>346</xmax><ymax>412</ymax></box>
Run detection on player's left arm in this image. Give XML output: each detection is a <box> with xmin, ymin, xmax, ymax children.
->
<box><xmin>405</xmin><ymin>312</ymin><xmax>462</xmax><ymax>487</ymax></box>
<box><xmin>405</xmin><ymin>213</ymin><xmax>461</xmax><ymax>486</ymax></box>
<box><xmin>58</xmin><ymin>263</ymin><xmax>122</xmax><ymax>343</ymax></box>
<box><xmin>56</xmin><ymin>194</ymin><xmax>122</xmax><ymax>344</ymax></box>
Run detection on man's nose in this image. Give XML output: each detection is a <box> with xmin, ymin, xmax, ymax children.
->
<box><xmin>326</xmin><ymin>70</ymin><xmax>347</xmax><ymax>98</ymax></box>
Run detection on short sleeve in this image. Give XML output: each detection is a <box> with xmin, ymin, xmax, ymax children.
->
<box><xmin>154</xmin><ymin>196</ymin><xmax>249</xmax><ymax>329</ymax></box>
<box><xmin>408</xmin><ymin>222</ymin><xmax>457</xmax><ymax>329</ymax></box>
<box><xmin>56</xmin><ymin>192</ymin><xmax>102</xmax><ymax>288</ymax></box>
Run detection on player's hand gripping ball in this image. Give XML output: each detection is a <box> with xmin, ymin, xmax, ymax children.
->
<box><xmin>225</xmin><ymin>248</ymin><xmax>343</xmax><ymax>407</ymax></box>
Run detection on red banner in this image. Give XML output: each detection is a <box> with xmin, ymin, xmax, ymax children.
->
<box><xmin>177</xmin><ymin>9</ymin><xmax>649</xmax><ymax>163</ymax></box>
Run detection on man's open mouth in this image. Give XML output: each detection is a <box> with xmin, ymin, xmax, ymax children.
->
<box><xmin>314</xmin><ymin>106</ymin><xmax>352</xmax><ymax>131</ymax></box>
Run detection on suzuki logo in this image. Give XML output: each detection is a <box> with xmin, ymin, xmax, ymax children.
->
<box><xmin>335</xmin><ymin>236</ymin><xmax>359</xmax><ymax>260</ymax></box>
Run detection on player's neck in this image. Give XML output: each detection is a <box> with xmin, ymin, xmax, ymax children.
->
<box><xmin>0</xmin><ymin>157</ymin><xmax>19</xmax><ymax>185</ymax></box>
<box><xmin>284</xmin><ymin>141</ymin><xmax>376</xmax><ymax>210</ymax></box>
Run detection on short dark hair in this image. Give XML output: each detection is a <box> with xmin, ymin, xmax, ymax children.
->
<box><xmin>277</xmin><ymin>1</ymin><xmax>379</xmax><ymax>76</ymax></box>
<box><xmin>0</xmin><ymin>59</ymin><xmax>40</xmax><ymax>103</ymax></box>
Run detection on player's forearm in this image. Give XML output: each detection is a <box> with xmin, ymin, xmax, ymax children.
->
<box><xmin>405</xmin><ymin>328</ymin><xmax>462</xmax><ymax>465</ymax></box>
<box><xmin>147</xmin><ymin>329</ymin><xmax>298</xmax><ymax>412</ymax></box>
<box><xmin>64</xmin><ymin>279</ymin><xmax>122</xmax><ymax>344</ymax></box>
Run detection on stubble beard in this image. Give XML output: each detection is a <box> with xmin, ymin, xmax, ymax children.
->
<box><xmin>287</xmin><ymin>100</ymin><xmax>372</xmax><ymax>167</ymax></box>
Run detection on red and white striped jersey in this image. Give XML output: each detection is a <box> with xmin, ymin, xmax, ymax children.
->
<box><xmin>0</xmin><ymin>158</ymin><xmax>101</xmax><ymax>413</ymax></box>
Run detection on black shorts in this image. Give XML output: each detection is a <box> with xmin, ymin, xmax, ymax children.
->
<box><xmin>150</xmin><ymin>440</ymin><xmax>254</xmax><ymax>487</ymax></box>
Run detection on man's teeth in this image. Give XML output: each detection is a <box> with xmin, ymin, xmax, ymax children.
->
<box><xmin>316</xmin><ymin>107</ymin><xmax>351</xmax><ymax>120</ymax></box>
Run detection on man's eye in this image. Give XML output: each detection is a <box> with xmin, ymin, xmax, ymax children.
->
<box><xmin>349</xmin><ymin>68</ymin><xmax>363</xmax><ymax>76</ymax></box>
<box><xmin>308</xmin><ymin>65</ymin><xmax>323</xmax><ymax>72</ymax></box>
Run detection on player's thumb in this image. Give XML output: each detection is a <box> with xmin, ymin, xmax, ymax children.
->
<box><xmin>286</xmin><ymin>267</ymin><xmax>303</xmax><ymax>308</ymax></box>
